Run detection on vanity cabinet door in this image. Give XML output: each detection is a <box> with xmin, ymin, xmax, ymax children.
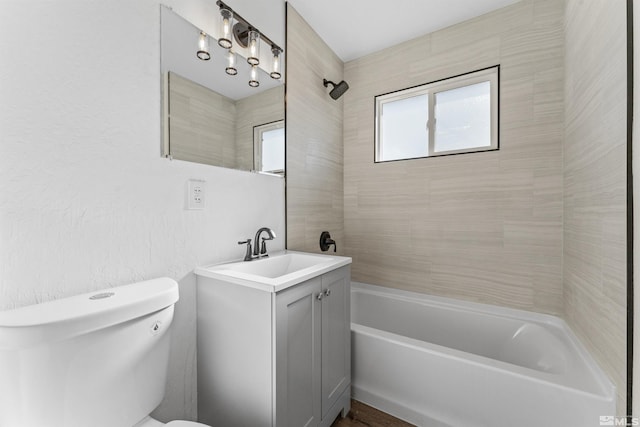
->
<box><xmin>320</xmin><ymin>266</ymin><xmax>351</xmax><ymax>419</ymax></box>
<box><xmin>275</xmin><ymin>276</ymin><xmax>322</xmax><ymax>427</ymax></box>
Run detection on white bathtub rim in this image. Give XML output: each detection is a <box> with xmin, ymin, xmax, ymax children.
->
<box><xmin>351</xmin><ymin>282</ymin><xmax>616</xmax><ymax>400</ymax></box>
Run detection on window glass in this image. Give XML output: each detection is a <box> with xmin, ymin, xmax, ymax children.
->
<box><xmin>434</xmin><ymin>81</ymin><xmax>491</xmax><ymax>153</ymax></box>
<box><xmin>379</xmin><ymin>94</ymin><xmax>428</xmax><ymax>161</ymax></box>
<box><xmin>374</xmin><ymin>66</ymin><xmax>499</xmax><ymax>162</ymax></box>
<box><xmin>254</xmin><ymin>121</ymin><xmax>285</xmax><ymax>175</ymax></box>
<box><xmin>260</xmin><ymin>127</ymin><xmax>284</xmax><ymax>173</ymax></box>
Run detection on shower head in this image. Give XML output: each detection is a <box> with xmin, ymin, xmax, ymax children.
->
<box><xmin>323</xmin><ymin>79</ymin><xmax>349</xmax><ymax>100</ymax></box>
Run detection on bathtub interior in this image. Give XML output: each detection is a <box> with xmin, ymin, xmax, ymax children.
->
<box><xmin>350</xmin><ymin>282</ymin><xmax>614</xmax><ymax>399</ymax></box>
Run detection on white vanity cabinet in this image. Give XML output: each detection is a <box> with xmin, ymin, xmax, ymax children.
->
<box><xmin>275</xmin><ymin>267</ymin><xmax>351</xmax><ymax>427</ymax></box>
<box><xmin>196</xmin><ymin>258</ymin><xmax>351</xmax><ymax>427</ymax></box>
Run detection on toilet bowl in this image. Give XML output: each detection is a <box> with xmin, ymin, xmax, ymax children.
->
<box><xmin>0</xmin><ymin>278</ymin><xmax>212</xmax><ymax>427</ymax></box>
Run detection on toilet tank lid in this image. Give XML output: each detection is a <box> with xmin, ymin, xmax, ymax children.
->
<box><xmin>0</xmin><ymin>278</ymin><xmax>179</xmax><ymax>328</ymax></box>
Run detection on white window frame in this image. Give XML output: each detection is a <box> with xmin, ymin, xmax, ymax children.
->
<box><xmin>375</xmin><ymin>66</ymin><xmax>499</xmax><ymax>162</ymax></box>
<box><xmin>253</xmin><ymin>120</ymin><xmax>285</xmax><ymax>175</ymax></box>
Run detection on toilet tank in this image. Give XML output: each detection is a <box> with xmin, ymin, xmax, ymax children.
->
<box><xmin>0</xmin><ymin>278</ymin><xmax>179</xmax><ymax>427</ymax></box>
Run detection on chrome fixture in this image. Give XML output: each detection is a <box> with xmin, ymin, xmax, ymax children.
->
<box><xmin>238</xmin><ymin>227</ymin><xmax>276</xmax><ymax>261</ymax></box>
<box><xmin>323</xmin><ymin>79</ymin><xmax>349</xmax><ymax>100</ymax></box>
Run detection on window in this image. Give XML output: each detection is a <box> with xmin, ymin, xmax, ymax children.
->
<box><xmin>254</xmin><ymin>120</ymin><xmax>285</xmax><ymax>175</ymax></box>
<box><xmin>375</xmin><ymin>66</ymin><xmax>499</xmax><ymax>162</ymax></box>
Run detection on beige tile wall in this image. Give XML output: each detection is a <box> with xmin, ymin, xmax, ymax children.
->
<box><xmin>563</xmin><ymin>0</ymin><xmax>627</xmax><ymax>414</ymax></box>
<box><xmin>168</xmin><ymin>72</ymin><xmax>284</xmax><ymax>171</ymax></box>
<box><xmin>286</xmin><ymin>5</ymin><xmax>345</xmax><ymax>254</ymax></box>
<box><xmin>343</xmin><ymin>0</ymin><xmax>565</xmax><ymax>314</ymax></box>
<box><xmin>235</xmin><ymin>86</ymin><xmax>284</xmax><ymax>171</ymax></box>
<box><xmin>168</xmin><ymin>72</ymin><xmax>237</xmax><ymax>168</ymax></box>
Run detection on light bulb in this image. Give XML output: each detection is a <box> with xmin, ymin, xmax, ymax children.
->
<box><xmin>218</xmin><ymin>8</ymin><xmax>233</xmax><ymax>49</ymax></box>
<box><xmin>249</xmin><ymin>64</ymin><xmax>260</xmax><ymax>87</ymax></box>
<box><xmin>226</xmin><ymin>50</ymin><xmax>238</xmax><ymax>75</ymax></box>
<box><xmin>247</xmin><ymin>30</ymin><xmax>260</xmax><ymax>66</ymax></box>
<box><xmin>197</xmin><ymin>31</ymin><xmax>210</xmax><ymax>61</ymax></box>
<box><xmin>270</xmin><ymin>48</ymin><xmax>281</xmax><ymax>80</ymax></box>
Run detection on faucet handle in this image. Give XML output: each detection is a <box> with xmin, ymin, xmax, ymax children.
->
<box><xmin>238</xmin><ymin>239</ymin><xmax>254</xmax><ymax>261</ymax></box>
<box><xmin>260</xmin><ymin>237</ymin><xmax>271</xmax><ymax>255</ymax></box>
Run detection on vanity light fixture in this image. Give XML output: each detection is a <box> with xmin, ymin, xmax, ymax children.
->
<box><xmin>217</xmin><ymin>8</ymin><xmax>233</xmax><ymax>49</ymax></box>
<box><xmin>226</xmin><ymin>50</ymin><xmax>238</xmax><ymax>75</ymax></box>
<box><xmin>249</xmin><ymin>64</ymin><xmax>260</xmax><ymax>87</ymax></box>
<box><xmin>270</xmin><ymin>47</ymin><xmax>282</xmax><ymax>80</ymax></box>
<box><xmin>197</xmin><ymin>31</ymin><xmax>211</xmax><ymax>61</ymax></box>
<box><xmin>207</xmin><ymin>1</ymin><xmax>284</xmax><ymax>86</ymax></box>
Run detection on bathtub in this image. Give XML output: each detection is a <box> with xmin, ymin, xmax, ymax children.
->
<box><xmin>351</xmin><ymin>282</ymin><xmax>616</xmax><ymax>427</ymax></box>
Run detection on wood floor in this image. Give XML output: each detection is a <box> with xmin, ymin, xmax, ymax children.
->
<box><xmin>330</xmin><ymin>400</ymin><xmax>415</xmax><ymax>427</ymax></box>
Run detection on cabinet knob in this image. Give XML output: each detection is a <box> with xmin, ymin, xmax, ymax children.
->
<box><xmin>324</xmin><ymin>289</ymin><xmax>331</xmax><ymax>297</ymax></box>
<box><xmin>317</xmin><ymin>292</ymin><xmax>323</xmax><ymax>301</ymax></box>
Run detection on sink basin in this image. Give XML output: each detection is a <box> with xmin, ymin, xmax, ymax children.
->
<box><xmin>222</xmin><ymin>253</ymin><xmax>332</xmax><ymax>278</ymax></box>
<box><xmin>195</xmin><ymin>251</ymin><xmax>352</xmax><ymax>292</ymax></box>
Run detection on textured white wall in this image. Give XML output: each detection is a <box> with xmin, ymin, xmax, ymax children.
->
<box><xmin>0</xmin><ymin>0</ymin><xmax>285</xmax><ymax>422</ymax></box>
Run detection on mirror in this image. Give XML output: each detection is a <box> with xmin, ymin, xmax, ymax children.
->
<box><xmin>160</xmin><ymin>6</ymin><xmax>285</xmax><ymax>176</ymax></box>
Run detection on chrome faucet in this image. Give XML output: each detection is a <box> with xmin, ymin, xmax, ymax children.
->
<box><xmin>253</xmin><ymin>227</ymin><xmax>276</xmax><ymax>257</ymax></box>
<box><xmin>238</xmin><ymin>227</ymin><xmax>276</xmax><ymax>261</ymax></box>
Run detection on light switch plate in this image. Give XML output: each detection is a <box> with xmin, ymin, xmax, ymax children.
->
<box><xmin>186</xmin><ymin>179</ymin><xmax>205</xmax><ymax>210</ymax></box>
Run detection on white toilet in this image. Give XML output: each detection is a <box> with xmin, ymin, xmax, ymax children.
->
<box><xmin>0</xmin><ymin>278</ymin><xmax>210</xmax><ymax>427</ymax></box>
